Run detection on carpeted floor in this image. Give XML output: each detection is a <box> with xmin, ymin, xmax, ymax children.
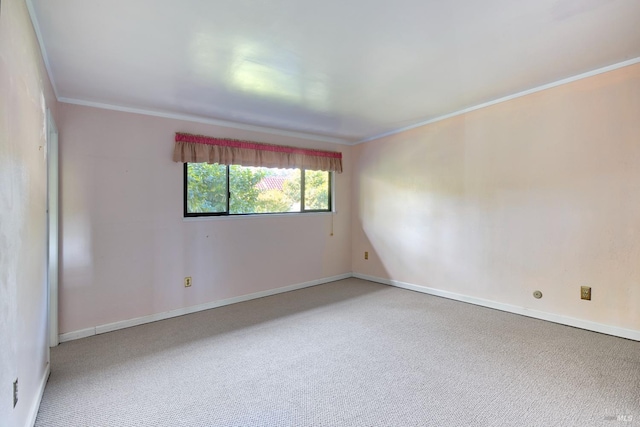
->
<box><xmin>36</xmin><ymin>278</ymin><xmax>639</xmax><ymax>426</ymax></box>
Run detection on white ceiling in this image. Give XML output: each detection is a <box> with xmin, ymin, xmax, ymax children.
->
<box><xmin>28</xmin><ymin>0</ymin><xmax>640</xmax><ymax>144</ymax></box>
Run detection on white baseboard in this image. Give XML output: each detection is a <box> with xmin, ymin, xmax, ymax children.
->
<box><xmin>353</xmin><ymin>273</ymin><xmax>640</xmax><ymax>342</ymax></box>
<box><xmin>59</xmin><ymin>274</ymin><xmax>351</xmax><ymax>343</ymax></box>
<box><xmin>26</xmin><ymin>362</ymin><xmax>50</xmax><ymax>427</ymax></box>
<box><xmin>59</xmin><ymin>272</ymin><xmax>640</xmax><ymax>343</ymax></box>
<box><xmin>59</xmin><ymin>327</ymin><xmax>96</xmax><ymax>342</ymax></box>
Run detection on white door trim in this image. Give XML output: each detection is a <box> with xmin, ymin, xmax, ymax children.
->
<box><xmin>47</xmin><ymin>109</ymin><xmax>59</xmax><ymax>347</ymax></box>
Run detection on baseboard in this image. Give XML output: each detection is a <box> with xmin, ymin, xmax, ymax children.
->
<box><xmin>25</xmin><ymin>362</ymin><xmax>50</xmax><ymax>427</ymax></box>
<box><xmin>59</xmin><ymin>327</ymin><xmax>96</xmax><ymax>342</ymax></box>
<box><xmin>59</xmin><ymin>272</ymin><xmax>640</xmax><ymax>343</ymax></box>
<box><xmin>59</xmin><ymin>273</ymin><xmax>352</xmax><ymax>343</ymax></box>
<box><xmin>353</xmin><ymin>273</ymin><xmax>640</xmax><ymax>342</ymax></box>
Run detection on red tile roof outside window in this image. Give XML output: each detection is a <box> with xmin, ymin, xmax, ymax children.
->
<box><xmin>256</xmin><ymin>176</ymin><xmax>288</xmax><ymax>192</ymax></box>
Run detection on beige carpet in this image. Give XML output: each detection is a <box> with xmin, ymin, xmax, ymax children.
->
<box><xmin>36</xmin><ymin>278</ymin><xmax>639</xmax><ymax>426</ymax></box>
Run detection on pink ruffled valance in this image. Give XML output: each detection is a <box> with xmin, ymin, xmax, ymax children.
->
<box><xmin>173</xmin><ymin>133</ymin><xmax>343</xmax><ymax>173</ymax></box>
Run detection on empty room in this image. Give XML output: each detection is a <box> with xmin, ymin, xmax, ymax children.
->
<box><xmin>2</xmin><ymin>0</ymin><xmax>640</xmax><ymax>426</ymax></box>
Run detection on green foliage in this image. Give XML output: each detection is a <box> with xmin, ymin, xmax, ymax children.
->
<box><xmin>304</xmin><ymin>170</ymin><xmax>329</xmax><ymax>210</ymax></box>
<box><xmin>283</xmin><ymin>170</ymin><xmax>329</xmax><ymax>210</ymax></box>
<box><xmin>256</xmin><ymin>190</ymin><xmax>292</xmax><ymax>213</ymax></box>
<box><xmin>282</xmin><ymin>172</ymin><xmax>302</xmax><ymax>209</ymax></box>
<box><xmin>187</xmin><ymin>164</ymin><xmax>330</xmax><ymax>214</ymax></box>
<box><xmin>229</xmin><ymin>165</ymin><xmax>266</xmax><ymax>214</ymax></box>
<box><xmin>186</xmin><ymin>163</ymin><xmax>227</xmax><ymax>213</ymax></box>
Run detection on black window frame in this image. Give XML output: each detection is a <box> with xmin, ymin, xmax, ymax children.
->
<box><xmin>183</xmin><ymin>163</ymin><xmax>333</xmax><ymax>217</ymax></box>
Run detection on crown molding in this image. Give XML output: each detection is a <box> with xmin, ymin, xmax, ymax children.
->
<box><xmin>26</xmin><ymin>0</ymin><xmax>348</xmax><ymax>145</ymax></box>
<box><xmin>58</xmin><ymin>97</ymin><xmax>351</xmax><ymax>145</ymax></box>
<box><xmin>356</xmin><ymin>56</ymin><xmax>640</xmax><ymax>144</ymax></box>
<box><xmin>26</xmin><ymin>0</ymin><xmax>61</xmax><ymax>99</ymax></box>
<box><xmin>25</xmin><ymin>0</ymin><xmax>639</xmax><ymax>147</ymax></box>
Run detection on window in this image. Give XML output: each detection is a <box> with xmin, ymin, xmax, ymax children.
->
<box><xmin>184</xmin><ymin>163</ymin><xmax>332</xmax><ymax>216</ymax></box>
<box><xmin>175</xmin><ymin>132</ymin><xmax>341</xmax><ymax>217</ymax></box>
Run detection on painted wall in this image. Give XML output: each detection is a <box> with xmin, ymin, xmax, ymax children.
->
<box><xmin>352</xmin><ymin>63</ymin><xmax>640</xmax><ymax>332</ymax></box>
<box><xmin>0</xmin><ymin>0</ymin><xmax>59</xmax><ymax>425</ymax></box>
<box><xmin>58</xmin><ymin>104</ymin><xmax>352</xmax><ymax>335</ymax></box>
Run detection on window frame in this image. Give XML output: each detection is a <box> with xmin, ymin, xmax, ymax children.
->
<box><xmin>183</xmin><ymin>163</ymin><xmax>333</xmax><ymax>217</ymax></box>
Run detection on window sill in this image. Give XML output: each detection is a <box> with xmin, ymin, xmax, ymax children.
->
<box><xmin>182</xmin><ymin>211</ymin><xmax>336</xmax><ymax>222</ymax></box>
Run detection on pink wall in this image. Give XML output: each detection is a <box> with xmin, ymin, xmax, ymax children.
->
<box><xmin>58</xmin><ymin>63</ymin><xmax>640</xmax><ymax>337</ymax></box>
<box><xmin>352</xmin><ymin>63</ymin><xmax>640</xmax><ymax>332</ymax></box>
<box><xmin>0</xmin><ymin>0</ymin><xmax>59</xmax><ymax>425</ymax></box>
<box><xmin>58</xmin><ymin>104</ymin><xmax>352</xmax><ymax>334</ymax></box>
<box><xmin>352</xmin><ymin>65</ymin><xmax>640</xmax><ymax>331</ymax></box>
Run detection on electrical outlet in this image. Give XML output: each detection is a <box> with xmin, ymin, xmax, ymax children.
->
<box><xmin>364</xmin><ymin>251</ymin><xmax>369</xmax><ymax>260</ymax></box>
<box><xmin>581</xmin><ymin>286</ymin><xmax>591</xmax><ymax>300</ymax></box>
<box><xmin>13</xmin><ymin>378</ymin><xmax>18</xmax><ymax>408</ymax></box>
<box><xmin>184</xmin><ymin>277</ymin><xmax>192</xmax><ymax>288</ymax></box>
